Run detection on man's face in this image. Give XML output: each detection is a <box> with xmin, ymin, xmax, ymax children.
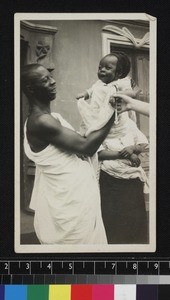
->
<box><xmin>97</xmin><ymin>56</ymin><xmax>118</xmax><ymax>84</ymax></box>
<box><xmin>30</xmin><ymin>66</ymin><xmax>57</xmax><ymax>101</ymax></box>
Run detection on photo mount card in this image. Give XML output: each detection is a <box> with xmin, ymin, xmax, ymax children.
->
<box><xmin>14</xmin><ymin>13</ymin><xmax>156</xmax><ymax>253</ymax></box>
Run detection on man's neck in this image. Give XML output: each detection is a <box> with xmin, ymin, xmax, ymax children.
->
<box><xmin>30</xmin><ymin>99</ymin><xmax>51</xmax><ymax>114</ymax></box>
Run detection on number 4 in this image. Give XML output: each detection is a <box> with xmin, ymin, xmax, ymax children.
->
<box><xmin>47</xmin><ymin>263</ymin><xmax>51</xmax><ymax>269</ymax></box>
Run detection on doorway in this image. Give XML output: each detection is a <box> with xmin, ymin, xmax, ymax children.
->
<box><xmin>110</xmin><ymin>44</ymin><xmax>149</xmax><ymax>138</ymax></box>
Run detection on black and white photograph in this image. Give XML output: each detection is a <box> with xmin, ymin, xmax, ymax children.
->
<box><xmin>15</xmin><ymin>13</ymin><xmax>156</xmax><ymax>253</ymax></box>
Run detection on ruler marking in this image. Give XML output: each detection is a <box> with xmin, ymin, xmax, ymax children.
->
<box><xmin>2</xmin><ymin>259</ymin><xmax>170</xmax><ymax>278</ymax></box>
<box><xmin>72</xmin><ymin>261</ymin><xmax>74</xmax><ymax>275</ymax></box>
<box><xmin>51</xmin><ymin>261</ymin><xmax>52</xmax><ymax>275</ymax></box>
<box><xmin>158</xmin><ymin>261</ymin><xmax>160</xmax><ymax>276</ymax></box>
<box><xmin>8</xmin><ymin>261</ymin><xmax>10</xmax><ymax>276</ymax></box>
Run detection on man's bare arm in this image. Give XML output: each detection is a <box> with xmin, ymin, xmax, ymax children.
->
<box><xmin>98</xmin><ymin>150</ymin><xmax>120</xmax><ymax>160</ymax></box>
<box><xmin>35</xmin><ymin>114</ymin><xmax>115</xmax><ymax>157</ymax></box>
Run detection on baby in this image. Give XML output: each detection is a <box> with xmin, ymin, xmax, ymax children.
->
<box><xmin>77</xmin><ymin>52</ymin><xmax>142</xmax><ymax>168</ymax></box>
<box><xmin>77</xmin><ymin>52</ymin><xmax>140</xmax><ymax>123</ymax></box>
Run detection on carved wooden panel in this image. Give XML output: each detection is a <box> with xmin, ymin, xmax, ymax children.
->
<box><xmin>21</xmin><ymin>20</ymin><xmax>58</xmax><ymax>70</ymax></box>
<box><xmin>20</xmin><ymin>21</ymin><xmax>58</xmax><ymax>210</ymax></box>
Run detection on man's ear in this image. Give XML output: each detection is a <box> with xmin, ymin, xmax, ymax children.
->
<box><xmin>26</xmin><ymin>84</ymin><xmax>34</xmax><ymax>95</ymax></box>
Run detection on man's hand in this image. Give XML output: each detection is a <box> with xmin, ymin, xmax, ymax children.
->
<box><xmin>119</xmin><ymin>146</ymin><xmax>135</xmax><ymax>158</ymax></box>
<box><xmin>129</xmin><ymin>153</ymin><xmax>141</xmax><ymax>167</ymax></box>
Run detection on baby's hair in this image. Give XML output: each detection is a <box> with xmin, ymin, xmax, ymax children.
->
<box><xmin>105</xmin><ymin>52</ymin><xmax>131</xmax><ymax>79</ymax></box>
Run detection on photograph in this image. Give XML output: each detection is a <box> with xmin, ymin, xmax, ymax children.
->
<box><xmin>15</xmin><ymin>13</ymin><xmax>156</xmax><ymax>253</ymax></box>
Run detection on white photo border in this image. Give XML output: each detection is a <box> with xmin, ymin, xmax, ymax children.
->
<box><xmin>14</xmin><ymin>13</ymin><xmax>156</xmax><ymax>253</ymax></box>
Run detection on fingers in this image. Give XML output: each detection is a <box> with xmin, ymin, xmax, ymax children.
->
<box><xmin>120</xmin><ymin>147</ymin><xmax>131</xmax><ymax>156</ymax></box>
<box><xmin>119</xmin><ymin>150</ymin><xmax>130</xmax><ymax>158</ymax></box>
<box><xmin>137</xmin><ymin>158</ymin><xmax>141</xmax><ymax>167</ymax></box>
<box><xmin>133</xmin><ymin>88</ymin><xmax>142</xmax><ymax>97</ymax></box>
<box><xmin>109</xmin><ymin>97</ymin><xmax>123</xmax><ymax>111</ymax></box>
<box><xmin>109</xmin><ymin>96</ymin><xmax>116</xmax><ymax>106</ymax></box>
<box><xmin>76</xmin><ymin>93</ymin><xmax>85</xmax><ymax>100</ymax></box>
<box><xmin>131</xmin><ymin>158</ymin><xmax>141</xmax><ymax>167</ymax></box>
<box><xmin>115</xmin><ymin>93</ymin><xmax>132</xmax><ymax>103</ymax></box>
<box><xmin>76</xmin><ymin>96</ymin><xmax>83</xmax><ymax>100</ymax></box>
<box><xmin>116</xmin><ymin>102</ymin><xmax>123</xmax><ymax>112</ymax></box>
<box><xmin>109</xmin><ymin>95</ymin><xmax>128</xmax><ymax>114</ymax></box>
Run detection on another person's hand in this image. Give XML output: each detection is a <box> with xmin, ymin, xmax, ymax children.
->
<box><xmin>109</xmin><ymin>96</ymin><xmax>123</xmax><ymax>112</ymax></box>
<box><xmin>129</xmin><ymin>153</ymin><xmax>141</xmax><ymax>167</ymax></box>
<box><xmin>111</xmin><ymin>93</ymin><xmax>150</xmax><ymax>117</ymax></box>
<box><xmin>110</xmin><ymin>94</ymin><xmax>133</xmax><ymax>113</ymax></box>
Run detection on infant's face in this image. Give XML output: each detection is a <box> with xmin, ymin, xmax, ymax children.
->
<box><xmin>98</xmin><ymin>56</ymin><xmax>118</xmax><ymax>84</ymax></box>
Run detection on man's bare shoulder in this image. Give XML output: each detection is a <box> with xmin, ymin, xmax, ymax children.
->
<box><xmin>28</xmin><ymin>113</ymin><xmax>61</xmax><ymax>136</ymax></box>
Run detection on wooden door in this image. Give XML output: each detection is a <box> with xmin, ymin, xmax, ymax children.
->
<box><xmin>110</xmin><ymin>44</ymin><xmax>149</xmax><ymax>138</ymax></box>
<box><xmin>20</xmin><ymin>38</ymin><xmax>35</xmax><ymax>211</ymax></box>
<box><xmin>110</xmin><ymin>45</ymin><xmax>150</xmax><ymax>211</ymax></box>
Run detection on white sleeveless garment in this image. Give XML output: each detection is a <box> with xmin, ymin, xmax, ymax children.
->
<box><xmin>24</xmin><ymin>113</ymin><xmax>107</xmax><ymax>245</ymax></box>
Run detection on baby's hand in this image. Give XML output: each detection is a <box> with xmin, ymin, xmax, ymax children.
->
<box><xmin>129</xmin><ymin>153</ymin><xmax>141</xmax><ymax>167</ymax></box>
<box><xmin>119</xmin><ymin>146</ymin><xmax>135</xmax><ymax>158</ymax></box>
<box><xmin>76</xmin><ymin>91</ymin><xmax>89</xmax><ymax>100</ymax></box>
<box><xmin>76</xmin><ymin>92</ymin><xmax>85</xmax><ymax>100</ymax></box>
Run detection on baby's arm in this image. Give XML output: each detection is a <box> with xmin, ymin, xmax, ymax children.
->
<box><xmin>76</xmin><ymin>90</ymin><xmax>90</xmax><ymax>100</ymax></box>
<box><xmin>76</xmin><ymin>87</ymin><xmax>93</xmax><ymax>100</ymax></box>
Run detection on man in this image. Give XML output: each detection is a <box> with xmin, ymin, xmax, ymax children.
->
<box><xmin>21</xmin><ymin>64</ymin><xmax>115</xmax><ymax>245</ymax></box>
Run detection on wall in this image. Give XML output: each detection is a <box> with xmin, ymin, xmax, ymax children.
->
<box><xmin>32</xmin><ymin>20</ymin><xmax>103</xmax><ymax>129</ymax></box>
<box><xmin>21</xmin><ymin>19</ymin><xmax>150</xmax><ymax>209</ymax></box>
<box><xmin>31</xmin><ymin>20</ymin><xmax>149</xmax><ymax>130</ymax></box>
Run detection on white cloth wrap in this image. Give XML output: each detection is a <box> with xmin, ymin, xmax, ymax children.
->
<box><xmin>77</xmin><ymin>78</ymin><xmax>149</xmax><ymax>192</ymax></box>
<box><xmin>101</xmin><ymin>114</ymin><xmax>149</xmax><ymax>193</ymax></box>
<box><xmin>24</xmin><ymin>113</ymin><xmax>107</xmax><ymax>245</ymax></box>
